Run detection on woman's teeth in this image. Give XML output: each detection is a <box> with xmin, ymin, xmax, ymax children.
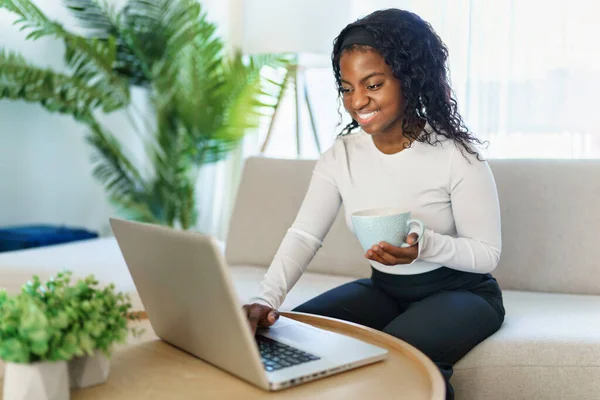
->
<box><xmin>357</xmin><ymin>110</ymin><xmax>379</xmax><ymax>122</ymax></box>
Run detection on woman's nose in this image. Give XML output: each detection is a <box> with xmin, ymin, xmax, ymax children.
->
<box><xmin>351</xmin><ymin>88</ymin><xmax>369</xmax><ymax>110</ymax></box>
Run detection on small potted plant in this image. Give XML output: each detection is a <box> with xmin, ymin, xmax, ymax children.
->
<box><xmin>55</xmin><ymin>273</ymin><xmax>144</xmax><ymax>389</ymax></box>
<box><xmin>0</xmin><ymin>272</ymin><xmax>143</xmax><ymax>400</ymax></box>
<box><xmin>0</xmin><ymin>283</ymin><xmax>75</xmax><ymax>400</ymax></box>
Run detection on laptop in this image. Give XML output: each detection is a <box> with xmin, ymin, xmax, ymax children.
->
<box><xmin>110</xmin><ymin>218</ymin><xmax>388</xmax><ymax>391</ymax></box>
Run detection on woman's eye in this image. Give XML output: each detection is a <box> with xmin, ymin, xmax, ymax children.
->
<box><xmin>339</xmin><ymin>87</ymin><xmax>352</xmax><ymax>94</ymax></box>
<box><xmin>367</xmin><ymin>83</ymin><xmax>382</xmax><ymax>90</ymax></box>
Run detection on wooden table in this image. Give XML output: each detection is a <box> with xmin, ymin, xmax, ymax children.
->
<box><xmin>1</xmin><ymin>312</ymin><xmax>445</xmax><ymax>399</ymax></box>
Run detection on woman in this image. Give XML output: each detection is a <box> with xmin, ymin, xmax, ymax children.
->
<box><xmin>243</xmin><ymin>9</ymin><xmax>505</xmax><ymax>399</ymax></box>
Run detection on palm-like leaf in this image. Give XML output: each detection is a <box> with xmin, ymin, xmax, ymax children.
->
<box><xmin>1</xmin><ymin>0</ymin><xmax>129</xmax><ymax>105</ymax></box>
<box><xmin>121</xmin><ymin>0</ymin><xmax>205</xmax><ymax>59</ymax></box>
<box><xmin>63</xmin><ymin>0</ymin><xmax>116</xmax><ymax>35</ymax></box>
<box><xmin>64</xmin><ymin>0</ymin><xmax>149</xmax><ymax>85</ymax></box>
<box><xmin>203</xmin><ymin>53</ymin><xmax>290</xmax><ymax>164</ymax></box>
<box><xmin>0</xmin><ymin>49</ymin><xmax>122</xmax><ymax>116</ymax></box>
<box><xmin>65</xmin><ymin>0</ymin><xmax>214</xmax><ymax>89</ymax></box>
<box><xmin>84</xmin><ymin>117</ymin><xmax>156</xmax><ymax>222</ymax></box>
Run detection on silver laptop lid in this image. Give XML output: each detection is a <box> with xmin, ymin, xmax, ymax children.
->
<box><xmin>109</xmin><ymin>218</ymin><xmax>269</xmax><ymax>390</ymax></box>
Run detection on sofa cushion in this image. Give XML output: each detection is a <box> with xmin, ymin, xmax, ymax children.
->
<box><xmin>225</xmin><ymin>156</ymin><xmax>370</xmax><ymax>279</ymax></box>
<box><xmin>488</xmin><ymin>159</ymin><xmax>600</xmax><ymax>296</ymax></box>
<box><xmin>454</xmin><ymin>290</ymin><xmax>600</xmax><ymax>399</ymax></box>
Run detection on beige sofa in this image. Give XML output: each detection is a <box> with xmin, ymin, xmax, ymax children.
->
<box><xmin>225</xmin><ymin>156</ymin><xmax>600</xmax><ymax>400</ymax></box>
<box><xmin>1</xmin><ymin>156</ymin><xmax>600</xmax><ymax>399</ymax></box>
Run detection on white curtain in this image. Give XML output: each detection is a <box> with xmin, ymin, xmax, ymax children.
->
<box><xmin>197</xmin><ymin>0</ymin><xmax>600</xmax><ymax>239</ymax></box>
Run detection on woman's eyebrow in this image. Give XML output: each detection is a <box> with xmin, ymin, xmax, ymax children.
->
<box><xmin>340</xmin><ymin>72</ymin><xmax>385</xmax><ymax>85</ymax></box>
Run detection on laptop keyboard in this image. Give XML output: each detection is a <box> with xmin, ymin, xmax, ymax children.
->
<box><xmin>256</xmin><ymin>335</ymin><xmax>321</xmax><ymax>371</ymax></box>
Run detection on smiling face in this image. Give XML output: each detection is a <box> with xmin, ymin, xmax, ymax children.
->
<box><xmin>339</xmin><ymin>48</ymin><xmax>406</xmax><ymax>139</ymax></box>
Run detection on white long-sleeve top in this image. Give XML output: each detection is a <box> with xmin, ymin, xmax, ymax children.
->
<box><xmin>252</xmin><ymin>128</ymin><xmax>502</xmax><ymax>309</ymax></box>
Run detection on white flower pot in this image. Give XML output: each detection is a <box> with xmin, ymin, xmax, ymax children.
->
<box><xmin>3</xmin><ymin>360</ymin><xmax>69</xmax><ymax>400</ymax></box>
<box><xmin>68</xmin><ymin>350</ymin><xmax>110</xmax><ymax>389</ymax></box>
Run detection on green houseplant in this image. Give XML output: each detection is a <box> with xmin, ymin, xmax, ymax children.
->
<box><xmin>0</xmin><ymin>0</ymin><xmax>289</xmax><ymax>229</ymax></box>
<box><xmin>0</xmin><ymin>271</ymin><xmax>142</xmax><ymax>398</ymax></box>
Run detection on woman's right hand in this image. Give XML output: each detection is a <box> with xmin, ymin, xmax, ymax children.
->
<box><xmin>242</xmin><ymin>303</ymin><xmax>280</xmax><ymax>335</ymax></box>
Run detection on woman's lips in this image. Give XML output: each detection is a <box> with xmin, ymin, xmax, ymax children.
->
<box><xmin>356</xmin><ymin>110</ymin><xmax>379</xmax><ymax>125</ymax></box>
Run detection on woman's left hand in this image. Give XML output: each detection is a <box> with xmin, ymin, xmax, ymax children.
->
<box><xmin>365</xmin><ymin>232</ymin><xmax>420</xmax><ymax>266</ymax></box>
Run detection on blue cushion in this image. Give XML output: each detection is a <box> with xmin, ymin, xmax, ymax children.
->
<box><xmin>0</xmin><ymin>225</ymin><xmax>98</xmax><ymax>252</ymax></box>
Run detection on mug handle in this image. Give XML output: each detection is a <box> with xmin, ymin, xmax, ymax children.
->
<box><xmin>400</xmin><ymin>219</ymin><xmax>425</xmax><ymax>248</ymax></box>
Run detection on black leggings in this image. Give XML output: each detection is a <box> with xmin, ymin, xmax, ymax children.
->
<box><xmin>292</xmin><ymin>267</ymin><xmax>505</xmax><ymax>400</ymax></box>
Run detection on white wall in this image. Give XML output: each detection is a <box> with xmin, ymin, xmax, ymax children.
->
<box><xmin>0</xmin><ymin>0</ymin><xmax>233</xmax><ymax>236</ymax></box>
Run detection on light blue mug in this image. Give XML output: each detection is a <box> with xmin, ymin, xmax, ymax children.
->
<box><xmin>351</xmin><ymin>208</ymin><xmax>425</xmax><ymax>252</ymax></box>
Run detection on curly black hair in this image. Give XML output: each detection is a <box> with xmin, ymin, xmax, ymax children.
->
<box><xmin>332</xmin><ymin>8</ymin><xmax>486</xmax><ymax>159</ymax></box>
